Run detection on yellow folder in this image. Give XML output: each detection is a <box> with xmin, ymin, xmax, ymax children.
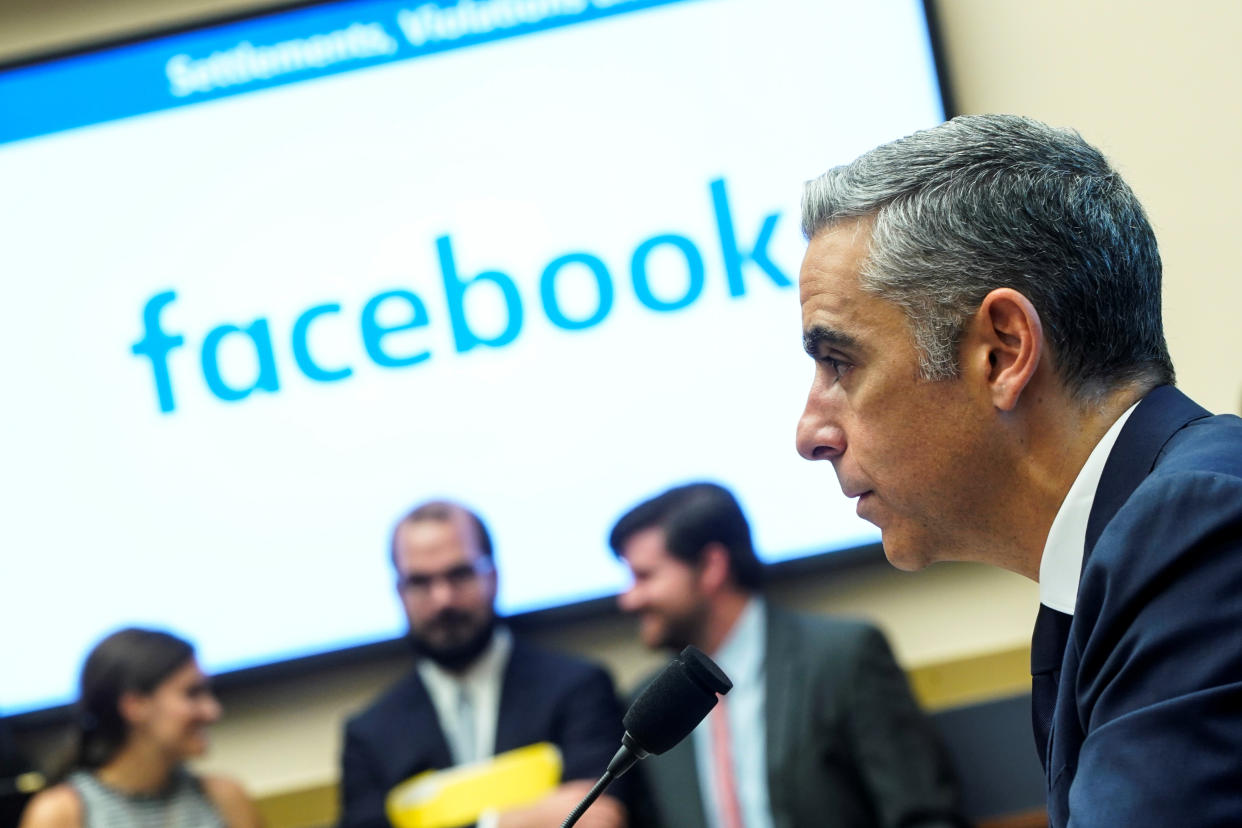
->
<box><xmin>385</xmin><ymin>742</ymin><xmax>563</xmax><ymax>828</ymax></box>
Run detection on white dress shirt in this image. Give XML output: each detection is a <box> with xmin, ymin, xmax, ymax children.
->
<box><xmin>416</xmin><ymin>625</ymin><xmax>513</xmax><ymax>765</ymax></box>
<box><xmin>1039</xmin><ymin>402</ymin><xmax>1140</xmax><ymax>614</ymax></box>
<box><xmin>693</xmin><ymin>596</ymin><xmax>774</xmax><ymax>828</ymax></box>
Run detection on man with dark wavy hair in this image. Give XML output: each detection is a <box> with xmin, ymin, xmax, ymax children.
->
<box><xmin>611</xmin><ymin>482</ymin><xmax>964</xmax><ymax>828</ymax></box>
<box><xmin>795</xmin><ymin>114</ymin><xmax>1242</xmax><ymax>826</ymax></box>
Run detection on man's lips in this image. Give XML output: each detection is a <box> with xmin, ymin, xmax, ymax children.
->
<box><xmin>852</xmin><ymin>491</ymin><xmax>876</xmax><ymax>521</ymax></box>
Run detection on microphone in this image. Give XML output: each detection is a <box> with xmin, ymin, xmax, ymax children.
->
<box><xmin>560</xmin><ymin>646</ymin><xmax>731</xmax><ymax>828</ymax></box>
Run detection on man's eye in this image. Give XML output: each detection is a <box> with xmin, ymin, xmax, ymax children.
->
<box><xmin>445</xmin><ymin>566</ymin><xmax>478</xmax><ymax>585</ymax></box>
<box><xmin>822</xmin><ymin>356</ymin><xmax>851</xmax><ymax>380</ymax></box>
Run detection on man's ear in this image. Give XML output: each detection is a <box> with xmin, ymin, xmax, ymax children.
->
<box><xmin>483</xmin><ymin>562</ymin><xmax>499</xmax><ymax>600</ymax></box>
<box><xmin>697</xmin><ymin>543</ymin><xmax>733</xmax><ymax>594</ymax></box>
<box><xmin>966</xmin><ymin>288</ymin><xmax>1044</xmax><ymax>411</ymax></box>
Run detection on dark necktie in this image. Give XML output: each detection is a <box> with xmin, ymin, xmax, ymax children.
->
<box><xmin>1030</xmin><ymin>604</ymin><xmax>1073</xmax><ymax>773</ymax></box>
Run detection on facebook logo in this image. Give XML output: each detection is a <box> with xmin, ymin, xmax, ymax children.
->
<box><xmin>130</xmin><ymin>178</ymin><xmax>791</xmax><ymax>414</ymax></box>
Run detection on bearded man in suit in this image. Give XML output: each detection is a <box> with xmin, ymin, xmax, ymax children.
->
<box><xmin>340</xmin><ymin>500</ymin><xmax>627</xmax><ymax>828</ymax></box>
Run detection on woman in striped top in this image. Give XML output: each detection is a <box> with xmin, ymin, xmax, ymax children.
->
<box><xmin>19</xmin><ymin>628</ymin><xmax>261</xmax><ymax>828</ymax></box>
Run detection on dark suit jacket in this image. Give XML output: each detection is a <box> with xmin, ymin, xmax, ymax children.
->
<box><xmin>339</xmin><ymin>638</ymin><xmax>626</xmax><ymax>828</ymax></box>
<box><xmin>1045</xmin><ymin>386</ymin><xmax>1242</xmax><ymax>826</ymax></box>
<box><xmin>635</xmin><ymin>605</ymin><xmax>965</xmax><ymax>828</ymax></box>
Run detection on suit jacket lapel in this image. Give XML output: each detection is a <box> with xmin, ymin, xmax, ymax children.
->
<box><xmin>1034</xmin><ymin>387</ymin><xmax>1207</xmax><ymax>770</ymax></box>
<box><xmin>655</xmin><ymin>734</ymin><xmax>709</xmax><ymax>828</ymax></box>
<box><xmin>393</xmin><ymin>671</ymin><xmax>454</xmax><ymax>782</ymax></box>
<box><xmin>1085</xmin><ymin>385</ymin><xmax>1210</xmax><ymax>554</ymax></box>
<box><xmin>1035</xmin><ymin>386</ymin><xmax>1210</xmax><ymax>773</ymax></box>
<box><xmin>493</xmin><ymin>639</ymin><xmax>527</xmax><ymax>754</ymax></box>
<box><xmin>1031</xmin><ymin>604</ymin><xmax>1073</xmax><ymax>771</ymax></box>
<box><xmin>763</xmin><ymin>606</ymin><xmax>799</xmax><ymax>821</ymax></box>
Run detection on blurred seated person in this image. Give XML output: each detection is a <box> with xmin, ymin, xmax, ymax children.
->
<box><xmin>611</xmin><ymin>482</ymin><xmax>967</xmax><ymax>828</ymax></box>
<box><xmin>19</xmin><ymin>628</ymin><xmax>261</xmax><ymax>828</ymax></box>
<box><xmin>2</xmin><ymin>714</ymin><xmax>39</xmax><ymax>828</ymax></box>
<box><xmin>339</xmin><ymin>500</ymin><xmax>627</xmax><ymax>828</ymax></box>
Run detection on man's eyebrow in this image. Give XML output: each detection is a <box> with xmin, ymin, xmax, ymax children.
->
<box><xmin>802</xmin><ymin>326</ymin><xmax>860</xmax><ymax>357</ymax></box>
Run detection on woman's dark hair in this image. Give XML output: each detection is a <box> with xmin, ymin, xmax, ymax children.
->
<box><xmin>70</xmin><ymin>628</ymin><xmax>195</xmax><ymax>771</ymax></box>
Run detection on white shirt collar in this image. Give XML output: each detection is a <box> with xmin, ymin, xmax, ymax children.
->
<box><xmin>693</xmin><ymin>596</ymin><xmax>773</xmax><ymax>828</ymax></box>
<box><xmin>1038</xmin><ymin>402</ymin><xmax>1140</xmax><ymax>614</ymax></box>
<box><xmin>416</xmin><ymin>625</ymin><xmax>512</xmax><ymax>762</ymax></box>
<box><xmin>711</xmin><ymin>595</ymin><xmax>766</xmax><ymax>689</ymax></box>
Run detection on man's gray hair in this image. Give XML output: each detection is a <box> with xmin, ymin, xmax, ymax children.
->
<box><xmin>801</xmin><ymin>114</ymin><xmax>1174</xmax><ymax>399</ymax></box>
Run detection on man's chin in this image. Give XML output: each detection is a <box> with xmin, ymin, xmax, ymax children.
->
<box><xmin>410</xmin><ymin>621</ymin><xmax>495</xmax><ymax>671</ymax></box>
<box><xmin>640</xmin><ymin>620</ymin><xmax>670</xmax><ymax>655</ymax></box>
<box><xmin>639</xmin><ymin>624</ymin><xmax>666</xmax><ymax>651</ymax></box>
<box><xmin>641</xmin><ymin>621</ymin><xmax>692</xmax><ymax>653</ymax></box>
<box><xmin>179</xmin><ymin>734</ymin><xmax>210</xmax><ymax>758</ymax></box>
<box><xmin>880</xmin><ymin>536</ymin><xmax>932</xmax><ymax>572</ymax></box>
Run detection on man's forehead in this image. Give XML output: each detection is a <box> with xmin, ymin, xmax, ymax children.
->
<box><xmin>622</xmin><ymin>526</ymin><xmax>672</xmax><ymax>561</ymax></box>
<box><xmin>798</xmin><ymin>220</ymin><xmax>917</xmax><ymax>350</ymax></box>
<box><xmin>799</xmin><ymin>220</ymin><xmax>871</xmax><ymax>297</ymax></box>
<box><xmin>799</xmin><ymin>236</ymin><xmax>868</xmax><ymax>333</ymax></box>
<box><xmin>396</xmin><ymin>518</ymin><xmax>476</xmax><ymax>562</ymax></box>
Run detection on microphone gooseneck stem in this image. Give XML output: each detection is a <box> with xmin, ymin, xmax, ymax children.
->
<box><xmin>607</xmin><ymin>735</ymin><xmax>648</xmax><ymax>778</ymax></box>
<box><xmin>559</xmin><ymin>771</ymin><xmax>614</xmax><ymax>828</ymax></box>
<box><xmin>561</xmin><ymin>647</ymin><xmax>731</xmax><ymax>826</ymax></box>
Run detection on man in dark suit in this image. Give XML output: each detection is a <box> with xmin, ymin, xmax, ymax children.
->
<box><xmin>610</xmin><ymin>482</ymin><xmax>965</xmax><ymax>828</ymax></box>
<box><xmin>795</xmin><ymin>114</ymin><xmax>1242</xmax><ymax>826</ymax></box>
<box><xmin>340</xmin><ymin>500</ymin><xmax>627</xmax><ymax>828</ymax></box>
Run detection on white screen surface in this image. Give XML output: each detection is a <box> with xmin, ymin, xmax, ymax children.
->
<box><xmin>0</xmin><ymin>0</ymin><xmax>944</xmax><ymax>715</ymax></box>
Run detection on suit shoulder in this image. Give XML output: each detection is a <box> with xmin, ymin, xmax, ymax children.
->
<box><xmin>1098</xmin><ymin>408</ymin><xmax>1242</xmax><ymax>570</ymax></box>
<box><xmin>1101</xmin><ymin>464</ymin><xmax>1242</xmax><ymax>561</ymax></box>
<box><xmin>1090</xmin><ymin>467</ymin><xmax>1242</xmax><ymax>579</ymax></box>
<box><xmin>1079</xmin><ymin>464</ymin><xmax>1242</xmax><ymax>652</ymax></box>
<box><xmin>507</xmin><ymin>639</ymin><xmax>614</xmax><ymax>688</ymax></box>
<box><xmin>762</xmin><ymin>608</ymin><xmax>903</xmax><ymax>697</ymax></box>
<box><xmin>345</xmin><ymin>667</ymin><xmax>424</xmax><ymax>736</ymax></box>
<box><xmin>1157</xmin><ymin>412</ymin><xmax>1242</xmax><ymax>478</ymax></box>
<box><xmin>771</xmin><ymin>606</ymin><xmax>884</xmax><ymax>652</ymax></box>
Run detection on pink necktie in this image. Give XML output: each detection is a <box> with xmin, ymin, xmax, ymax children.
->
<box><xmin>710</xmin><ymin>697</ymin><xmax>745</xmax><ymax>828</ymax></box>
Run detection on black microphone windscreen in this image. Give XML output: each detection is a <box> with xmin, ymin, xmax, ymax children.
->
<box><xmin>623</xmin><ymin>645</ymin><xmax>732</xmax><ymax>756</ymax></box>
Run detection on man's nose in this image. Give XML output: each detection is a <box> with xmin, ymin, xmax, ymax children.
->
<box><xmin>428</xmin><ymin>578</ymin><xmax>459</xmax><ymax>607</ymax></box>
<box><xmin>796</xmin><ymin>385</ymin><xmax>846</xmax><ymax>461</ymax></box>
<box><xmin>617</xmin><ymin>585</ymin><xmax>641</xmax><ymax>613</ymax></box>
